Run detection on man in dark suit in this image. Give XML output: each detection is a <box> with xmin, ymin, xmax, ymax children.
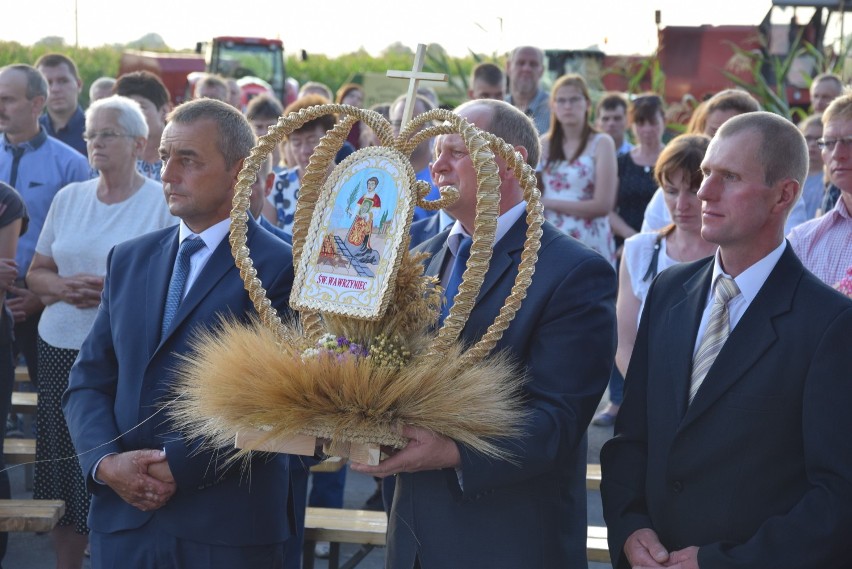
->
<box><xmin>352</xmin><ymin>99</ymin><xmax>617</xmax><ymax>568</ymax></box>
<box><xmin>63</xmin><ymin>98</ymin><xmax>296</xmax><ymax>568</ymax></box>
<box><xmin>601</xmin><ymin>111</ymin><xmax>852</xmax><ymax>569</ymax></box>
<box><xmin>408</xmin><ymin>209</ymin><xmax>454</xmax><ymax>248</ymax></box>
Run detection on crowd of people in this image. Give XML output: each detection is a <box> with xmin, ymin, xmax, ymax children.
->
<box><xmin>0</xmin><ymin>43</ymin><xmax>850</xmax><ymax>569</ymax></box>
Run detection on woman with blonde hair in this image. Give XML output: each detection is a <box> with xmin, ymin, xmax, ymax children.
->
<box><xmin>539</xmin><ymin>74</ymin><xmax>618</xmax><ymax>266</ymax></box>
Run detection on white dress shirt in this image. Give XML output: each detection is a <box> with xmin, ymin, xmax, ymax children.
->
<box><xmin>176</xmin><ymin>218</ymin><xmax>231</xmax><ymax>298</ymax></box>
<box><xmin>442</xmin><ymin>201</ymin><xmax>527</xmax><ymax>286</ymax></box>
<box><xmin>693</xmin><ymin>240</ymin><xmax>787</xmax><ymax>356</ymax></box>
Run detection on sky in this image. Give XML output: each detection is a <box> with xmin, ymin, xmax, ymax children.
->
<box><xmin>5</xmin><ymin>0</ymin><xmax>811</xmax><ymax>58</ymax></box>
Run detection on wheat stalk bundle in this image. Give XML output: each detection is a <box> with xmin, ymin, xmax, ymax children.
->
<box><xmin>168</xmin><ymin>250</ymin><xmax>530</xmax><ymax>461</ymax></box>
<box><xmin>166</xmin><ymin>102</ymin><xmax>542</xmax><ymax>464</ymax></box>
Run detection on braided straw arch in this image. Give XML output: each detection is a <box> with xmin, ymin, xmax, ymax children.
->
<box><xmin>228</xmin><ymin>104</ymin><xmax>543</xmax><ymax>365</ymax></box>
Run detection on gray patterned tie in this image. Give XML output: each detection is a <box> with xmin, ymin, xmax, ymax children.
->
<box><xmin>689</xmin><ymin>276</ymin><xmax>740</xmax><ymax>403</ymax></box>
<box><xmin>161</xmin><ymin>237</ymin><xmax>206</xmax><ymax>338</ymax></box>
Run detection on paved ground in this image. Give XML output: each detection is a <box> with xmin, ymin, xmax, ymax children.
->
<box><xmin>4</xmin><ymin>395</ymin><xmax>616</xmax><ymax>568</ymax></box>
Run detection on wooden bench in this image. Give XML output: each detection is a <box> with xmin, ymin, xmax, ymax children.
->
<box><xmin>302</xmin><ymin>507</ymin><xmax>610</xmax><ymax>568</ymax></box>
<box><xmin>587</xmin><ymin>525</ymin><xmax>610</xmax><ymax>563</ymax></box>
<box><xmin>4</xmin><ymin>438</ymin><xmax>35</xmax><ymax>465</ymax></box>
<box><xmin>4</xmin><ymin>438</ymin><xmax>35</xmax><ymax>491</ymax></box>
<box><xmin>0</xmin><ymin>499</ymin><xmax>64</xmax><ymax>532</ymax></box>
<box><xmin>310</xmin><ymin>456</ymin><xmax>346</xmax><ymax>473</ymax></box>
<box><xmin>303</xmin><ymin>507</ymin><xmax>385</xmax><ymax>569</ymax></box>
<box><xmin>10</xmin><ymin>391</ymin><xmax>37</xmax><ymax>414</ymax></box>
<box><xmin>14</xmin><ymin>366</ymin><xmax>29</xmax><ymax>383</ymax></box>
<box><xmin>587</xmin><ymin>463</ymin><xmax>601</xmax><ymax>490</ymax></box>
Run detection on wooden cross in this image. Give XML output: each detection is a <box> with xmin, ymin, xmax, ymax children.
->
<box><xmin>386</xmin><ymin>44</ymin><xmax>448</xmax><ymax>130</ymax></box>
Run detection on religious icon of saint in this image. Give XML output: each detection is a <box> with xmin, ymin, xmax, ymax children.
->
<box><xmin>346</xmin><ymin>176</ymin><xmax>382</xmax><ymax>265</ymax></box>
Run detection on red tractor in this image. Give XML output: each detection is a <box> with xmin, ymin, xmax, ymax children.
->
<box><xmin>119</xmin><ymin>36</ymin><xmax>293</xmax><ymax>107</ymax></box>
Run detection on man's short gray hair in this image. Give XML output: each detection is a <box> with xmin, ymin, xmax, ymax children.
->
<box><xmin>454</xmin><ymin>98</ymin><xmax>541</xmax><ymax>169</ymax></box>
<box><xmin>1</xmin><ymin>64</ymin><xmax>47</xmax><ymax>100</ymax></box>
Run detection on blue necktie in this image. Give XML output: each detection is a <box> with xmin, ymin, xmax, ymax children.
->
<box><xmin>161</xmin><ymin>238</ymin><xmax>206</xmax><ymax>338</ymax></box>
<box><xmin>440</xmin><ymin>236</ymin><xmax>473</xmax><ymax>324</ymax></box>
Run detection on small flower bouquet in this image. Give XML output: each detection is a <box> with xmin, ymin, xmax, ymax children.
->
<box><xmin>302</xmin><ymin>334</ymin><xmax>371</xmax><ymax>362</ymax></box>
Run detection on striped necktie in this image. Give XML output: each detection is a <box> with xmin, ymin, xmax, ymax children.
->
<box><xmin>689</xmin><ymin>276</ymin><xmax>740</xmax><ymax>403</ymax></box>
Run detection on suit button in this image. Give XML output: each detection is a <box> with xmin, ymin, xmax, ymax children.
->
<box><xmin>672</xmin><ymin>481</ymin><xmax>683</xmax><ymax>493</ymax></box>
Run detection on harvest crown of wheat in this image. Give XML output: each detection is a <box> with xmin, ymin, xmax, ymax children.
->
<box><xmin>168</xmin><ymin>45</ymin><xmax>545</xmax><ymax>465</ymax></box>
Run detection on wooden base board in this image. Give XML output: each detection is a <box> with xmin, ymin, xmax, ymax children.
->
<box><xmin>234</xmin><ymin>430</ymin><xmax>317</xmax><ymax>456</ymax></box>
<box><xmin>234</xmin><ymin>429</ymin><xmax>382</xmax><ymax>465</ymax></box>
<box><xmin>349</xmin><ymin>443</ymin><xmax>381</xmax><ymax>465</ymax></box>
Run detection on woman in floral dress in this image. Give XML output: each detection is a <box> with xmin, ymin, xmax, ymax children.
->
<box><xmin>539</xmin><ymin>74</ymin><xmax>618</xmax><ymax>266</ymax></box>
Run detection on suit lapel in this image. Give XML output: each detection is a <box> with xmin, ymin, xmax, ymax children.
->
<box><xmin>666</xmin><ymin>262</ymin><xmax>713</xmax><ymax>422</ymax></box>
<box><xmin>680</xmin><ymin>248</ymin><xmax>800</xmax><ymax>429</ymax></box>
<box><xmin>146</xmin><ymin>228</ymin><xmax>180</xmax><ymax>356</ymax></box>
<box><xmin>472</xmin><ymin>217</ymin><xmax>526</xmax><ymax>313</ymax></box>
<box><xmin>422</xmin><ymin>229</ymin><xmax>451</xmax><ymax>279</ymax></box>
<box><xmin>419</xmin><ymin>217</ymin><xmax>526</xmax><ymax>340</ymax></box>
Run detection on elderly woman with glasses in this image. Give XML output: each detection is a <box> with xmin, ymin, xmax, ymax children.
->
<box><xmin>25</xmin><ymin>95</ymin><xmax>176</xmax><ymax>569</ymax></box>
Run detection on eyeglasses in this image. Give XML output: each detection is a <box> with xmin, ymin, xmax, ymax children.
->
<box><xmin>816</xmin><ymin>136</ymin><xmax>852</xmax><ymax>151</ymax></box>
<box><xmin>83</xmin><ymin>130</ymin><xmax>134</xmax><ymax>142</ymax></box>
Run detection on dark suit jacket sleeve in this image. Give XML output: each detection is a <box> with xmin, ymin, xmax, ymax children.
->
<box><xmin>62</xmin><ymin>247</ymin><xmax>127</xmax><ymax>492</ymax></box>
<box><xmin>162</xmin><ymin>254</ymin><xmax>295</xmax><ymax>490</ymax></box>
<box><xmin>459</xmin><ymin>251</ymin><xmax>617</xmax><ymax>495</ymax></box>
<box><xmin>599</xmin><ymin>277</ymin><xmax>658</xmax><ymax>569</ymax></box>
<box><xmin>602</xmin><ymin>274</ymin><xmax>852</xmax><ymax>569</ymax></box>
<box><xmin>697</xmin><ymin>304</ymin><xmax>852</xmax><ymax>568</ymax></box>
